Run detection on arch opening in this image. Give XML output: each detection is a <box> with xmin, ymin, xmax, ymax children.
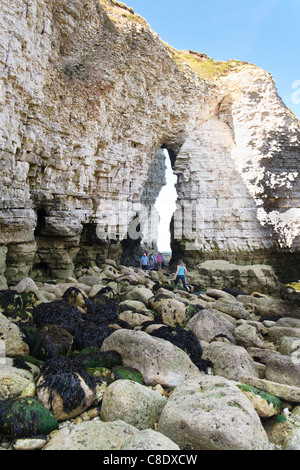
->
<box><xmin>155</xmin><ymin>148</ymin><xmax>178</xmax><ymax>256</ymax></box>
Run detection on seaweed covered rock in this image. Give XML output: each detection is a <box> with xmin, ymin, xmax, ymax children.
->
<box><xmin>32</xmin><ymin>298</ymin><xmax>122</xmax><ymax>351</ymax></box>
<box><xmin>75</xmin><ymin>347</ymin><xmax>122</xmax><ymax>370</ymax></box>
<box><xmin>142</xmin><ymin>323</ymin><xmax>211</xmax><ymax>373</ymax></box>
<box><xmin>32</xmin><ymin>300</ymin><xmax>82</xmax><ymax>330</ymax></box>
<box><xmin>0</xmin><ymin>397</ymin><xmax>58</xmax><ymax>438</ymax></box>
<box><xmin>111</xmin><ymin>366</ymin><xmax>144</xmax><ymax>384</ymax></box>
<box><xmin>72</xmin><ymin>321</ymin><xmax>116</xmax><ymax>350</ymax></box>
<box><xmin>36</xmin><ymin>357</ymin><xmax>97</xmax><ymax>421</ymax></box>
<box><xmin>87</xmin><ymin>293</ymin><xmax>119</xmax><ymax>322</ymax></box>
<box><xmin>62</xmin><ymin>286</ymin><xmax>87</xmax><ymax>308</ymax></box>
<box><xmin>237</xmin><ymin>383</ymin><xmax>281</xmax><ymax>418</ymax></box>
<box><xmin>32</xmin><ymin>325</ymin><xmax>74</xmax><ymax>360</ymax></box>
<box><xmin>0</xmin><ymin>289</ymin><xmax>35</xmax><ymax>327</ymax></box>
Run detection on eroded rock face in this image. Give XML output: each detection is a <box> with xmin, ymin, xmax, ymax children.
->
<box><xmin>0</xmin><ymin>0</ymin><xmax>299</xmax><ymax>282</ymax></box>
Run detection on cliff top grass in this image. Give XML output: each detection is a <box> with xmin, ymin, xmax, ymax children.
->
<box><xmin>165</xmin><ymin>46</ymin><xmax>249</xmax><ymax>81</ymax></box>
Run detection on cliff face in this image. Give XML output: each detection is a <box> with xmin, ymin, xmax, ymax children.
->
<box><xmin>0</xmin><ymin>0</ymin><xmax>299</xmax><ymax>284</ymax></box>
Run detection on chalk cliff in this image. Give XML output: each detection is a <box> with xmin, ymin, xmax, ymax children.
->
<box><xmin>0</xmin><ymin>0</ymin><xmax>299</xmax><ymax>285</ymax></box>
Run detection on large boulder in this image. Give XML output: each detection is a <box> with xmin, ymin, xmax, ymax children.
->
<box><xmin>36</xmin><ymin>357</ymin><xmax>96</xmax><ymax>421</ymax></box>
<box><xmin>148</xmin><ymin>295</ymin><xmax>190</xmax><ymax>327</ymax></box>
<box><xmin>0</xmin><ymin>313</ymin><xmax>29</xmax><ymax>357</ymax></box>
<box><xmin>158</xmin><ymin>375</ymin><xmax>270</xmax><ymax>450</ymax></box>
<box><xmin>204</xmin><ymin>341</ymin><xmax>259</xmax><ymax>381</ymax></box>
<box><xmin>0</xmin><ymin>397</ymin><xmax>58</xmax><ymax>438</ymax></box>
<box><xmin>43</xmin><ymin>419</ymin><xmax>139</xmax><ymax>451</ymax></box>
<box><xmin>0</xmin><ymin>363</ymin><xmax>34</xmax><ymax>400</ymax></box>
<box><xmin>186</xmin><ymin>309</ymin><xmax>236</xmax><ymax>343</ymax></box>
<box><xmin>265</xmin><ymin>354</ymin><xmax>300</xmax><ymax>387</ymax></box>
<box><xmin>100</xmin><ymin>379</ymin><xmax>167</xmax><ymax>430</ymax></box>
<box><xmin>101</xmin><ymin>329</ymin><xmax>201</xmax><ymax>387</ymax></box>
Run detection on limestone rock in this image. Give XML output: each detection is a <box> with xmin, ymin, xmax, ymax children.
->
<box><xmin>158</xmin><ymin>375</ymin><xmax>270</xmax><ymax>450</ymax></box>
<box><xmin>43</xmin><ymin>419</ymin><xmax>139</xmax><ymax>451</ymax></box>
<box><xmin>234</xmin><ymin>323</ymin><xmax>264</xmax><ymax>349</ymax></box>
<box><xmin>100</xmin><ymin>379</ymin><xmax>167</xmax><ymax>430</ymax></box>
<box><xmin>265</xmin><ymin>354</ymin><xmax>300</xmax><ymax>387</ymax></box>
<box><xmin>204</xmin><ymin>341</ymin><xmax>259</xmax><ymax>381</ymax></box>
<box><xmin>148</xmin><ymin>295</ymin><xmax>190</xmax><ymax>327</ymax></box>
<box><xmin>212</xmin><ymin>297</ymin><xmax>250</xmax><ymax>320</ymax></box>
<box><xmin>0</xmin><ymin>365</ymin><xmax>34</xmax><ymax>400</ymax></box>
<box><xmin>0</xmin><ymin>313</ymin><xmax>29</xmax><ymax>357</ymax></box>
<box><xmin>237</xmin><ymin>383</ymin><xmax>281</xmax><ymax>418</ymax></box>
<box><xmin>240</xmin><ymin>375</ymin><xmax>300</xmax><ymax>403</ymax></box>
<box><xmin>101</xmin><ymin>329</ymin><xmax>201</xmax><ymax>387</ymax></box>
<box><xmin>283</xmin><ymin>429</ymin><xmax>300</xmax><ymax>450</ymax></box>
<box><xmin>124</xmin><ymin>286</ymin><xmax>154</xmax><ymax>306</ymax></box>
<box><xmin>186</xmin><ymin>309</ymin><xmax>236</xmax><ymax>343</ymax></box>
<box><xmin>121</xmin><ymin>429</ymin><xmax>180</xmax><ymax>451</ymax></box>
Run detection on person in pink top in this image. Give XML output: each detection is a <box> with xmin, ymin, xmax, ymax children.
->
<box><xmin>156</xmin><ymin>253</ymin><xmax>163</xmax><ymax>270</ymax></box>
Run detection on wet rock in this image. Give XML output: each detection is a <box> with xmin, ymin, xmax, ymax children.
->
<box><xmin>0</xmin><ymin>397</ymin><xmax>58</xmax><ymax>438</ymax></box>
<box><xmin>111</xmin><ymin>366</ymin><xmax>144</xmax><ymax>384</ymax></box>
<box><xmin>237</xmin><ymin>383</ymin><xmax>281</xmax><ymax>418</ymax></box>
<box><xmin>75</xmin><ymin>347</ymin><xmax>122</xmax><ymax>370</ymax></box>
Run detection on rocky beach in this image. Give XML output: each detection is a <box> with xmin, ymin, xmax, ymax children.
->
<box><xmin>1</xmin><ymin>260</ymin><xmax>300</xmax><ymax>451</ymax></box>
<box><xmin>1</xmin><ymin>0</ymin><xmax>300</xmax><ymax>453</ymax></box>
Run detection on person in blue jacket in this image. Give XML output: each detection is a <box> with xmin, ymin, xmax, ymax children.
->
<box><xmin>173</xmin><ymin>259</ymin><xmax>190</xmax><ymax>291</ymax></box>
<box><xmin>140</xmin><ymin>253</ymin><xmax>149</xmax><ymax>270</ymax></box>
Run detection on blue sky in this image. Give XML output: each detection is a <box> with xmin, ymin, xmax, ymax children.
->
<box><xmin>126</xmin><ymin>0</ymin><xmax>300</xmax><ymax>119</ymax></box>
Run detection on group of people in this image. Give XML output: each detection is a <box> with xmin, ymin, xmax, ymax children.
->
<box><xmin>140</xmin><ymin>251</ymin><xmax>164</xmax><ymax>271</ymax></box>
<box><xmin>140</xmin><ymin>252</ymin><xmax>190</xmax><ymax>292</ymax></box>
